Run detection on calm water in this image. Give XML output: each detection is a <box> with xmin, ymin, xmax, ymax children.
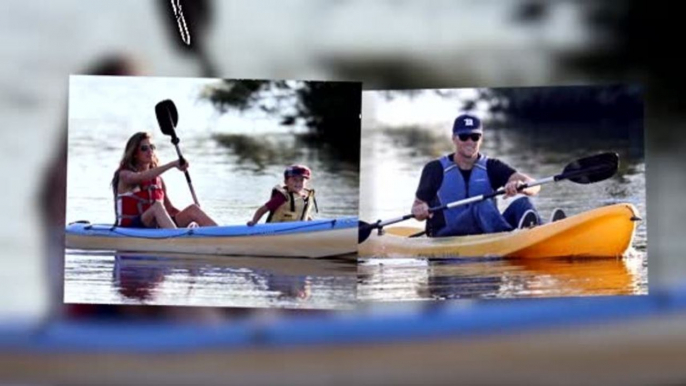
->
<box><xmin>65</xmin><ymin>252</ymin><xmax>357</xmax><ymax>309</ymax></box>
<box><xmin>64</xmin><ymin>76</ymin><xmax>359</xmax><ymax>310</ymax></box>
<box><xmin>358</xmin><ymin>117</ymin><xmax>648</xmax><ymax>301</ymax></box>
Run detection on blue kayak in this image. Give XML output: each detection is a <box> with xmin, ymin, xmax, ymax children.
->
<box><xmin>65</xmin><ymin>217</ymin><xmax>358</xmax><ymax>258</ymax></box>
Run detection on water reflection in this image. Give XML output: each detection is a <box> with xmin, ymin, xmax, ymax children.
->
<box><xmin>358</xmin><ymin>254</ymin><xmax>644</xmax><ymax>302</ymax></box>
<box><xmin>513</xmin><ymin>256</ymin><xmax>643</xmax><ymax>297</ymax></box>
<box><xmin>113</xmin><ymin>255</ymin><xmax>170</xmax><ymax>303</ymax></box>
<box><xmin>65</xmin><ymin>252</ymin><xmax>357</xmax><ymax>310</ymax></box>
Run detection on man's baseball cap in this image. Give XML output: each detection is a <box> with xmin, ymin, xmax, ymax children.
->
<box><xmin>452</xmin><ymin>114</ymin><xmax>483</xmax><ymax>135</ymax></box>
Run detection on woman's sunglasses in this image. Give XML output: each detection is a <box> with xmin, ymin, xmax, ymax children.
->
<box><xmin>140</xmin><ymin>144</ymin><xmax>156</xmax><ymax>152</ymax></box>
<box><xmin>457</xmin><ymin>133</ymin><xmax>482</xmax><ymax>142</ymax></box>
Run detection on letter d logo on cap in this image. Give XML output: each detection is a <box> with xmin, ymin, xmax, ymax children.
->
<box><xmin>453</xmin><ymin>114</ymin><xmax>483</xmax><ymax>134</ymax></box>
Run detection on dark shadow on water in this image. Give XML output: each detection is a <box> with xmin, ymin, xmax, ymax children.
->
<box><xmin>213</xmin><ymin>132</ymin><xmax>360</xmax><ymax>187</ymax></box>
<box><xmin>376</xmin><ymin>121</ymin><xmax>645</xmax><ymax>180</ymax></box>
<box><xmin>491</xmin><ymin>121</ymin><xmax>645</xmax><ymax>161</ymax></box>
<box><xmin>295</xmin><ymin>132</ymin><xmax>361</xmax><ymax>173</ymax></box>
<box><xmin>422</xmin><ymin>275</ymin><xmax>504</xmax><ymax>300</ymax></box>
<box><xmin>212</xmin><ymin>133</ymin><xmax>303</xmax><ymax>171</ymax></box>
<box><xmin>382</xmin><ymin>125</ymin><xmax>450</xmax><ymax>159</ymax></box>
<box><xmin>428</xmin><ymin>256</ymin><xmax>505</xmax><ymax>265</ymax></box>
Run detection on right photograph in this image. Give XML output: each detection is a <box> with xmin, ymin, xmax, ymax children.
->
<box><xmin>357</xmin><ymin>84</ymin><xmax>647</xmax><ymax>302</ymax></box>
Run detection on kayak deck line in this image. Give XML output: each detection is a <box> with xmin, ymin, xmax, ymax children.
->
<box><xmin>65</xmin><ymin>217</ymin><xmax>359</xmax><ymax>259</ymax></box>
<box><xmin>359</xmin><ymin>203</ymin><xmax>642</xmax><ymax>259</ymax></box>
<box><xmin>67</xmin><ymin>217</ymin><xmax>354</xmax><ymax>239</ymax></box>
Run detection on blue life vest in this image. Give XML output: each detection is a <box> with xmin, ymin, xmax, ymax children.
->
<box><xmin>436</xmin><ymin>153</ymin><xmax>495</xmax><ymax>229</ymax></box>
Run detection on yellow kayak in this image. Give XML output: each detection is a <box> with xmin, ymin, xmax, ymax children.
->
<box><xmin>358</xmin><ymin>203</ymin><xmax>641</xmax><ymax>259</ymax></box>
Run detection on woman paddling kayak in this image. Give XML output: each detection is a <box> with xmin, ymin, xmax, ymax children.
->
<box><xmin>110</xmin><ymin>131</ymin><xmax>217</xmax><ymax>229</ymax></box>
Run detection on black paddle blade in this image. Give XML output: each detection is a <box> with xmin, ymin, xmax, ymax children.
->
<box><xmin>155</xmin><ymin>99</ymin><xmax>179</xmax><ymax>137</ymax></box>
<box><xmin>560</xmin><ymin>152</ymin><xmax>619</xmax><ymax>184</ymax></box>
<box><xmin>358</xmin><ymin>221</ymin><xmax>375</xmax><ymax>244</ymax></box>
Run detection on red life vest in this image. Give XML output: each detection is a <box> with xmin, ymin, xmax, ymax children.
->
<box><xmin>115</xmin><ymin>175</ymin><xmax>165</xmax><ymax>227</ymax></box>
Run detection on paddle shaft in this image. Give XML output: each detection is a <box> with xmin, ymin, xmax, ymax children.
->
<box><xmin>171</xmin><ymin>140</ymin><xmax>200</xmax><ymax>207</ymax></box>
<box><xmin>374</xmin><ymin>163</ymin><xmax>609</xmax><ymax>229</ymax></box>
<box><xmin>157</xmin><ymin>100</ymin><xmax>201</xmax><ymax>207</ymax></box>
<box><xmin>372</xmin><ymin>181</ymin><xmax>541</xmax><ymax>229</ymax></box>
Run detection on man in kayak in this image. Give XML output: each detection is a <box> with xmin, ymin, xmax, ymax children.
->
<box><xmin>247</xmin><ymin>164</ymin><xmax>318</xmax><ymax>226</ymax></box>
<box><xmin>411</xmin><ymin>114</ymin><xmax>542</xmax><ymax>237</ymax></box>
<box><xmin>111</xmin><ymin>132</ymin><xmax>218</xmax><ymax>228</ymax></box>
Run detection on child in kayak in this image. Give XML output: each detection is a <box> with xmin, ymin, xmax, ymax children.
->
<box><xmin>247</xmin><ymin>164</ymin><xmax>318</xmax><ymax>226</ymax></box>
<box><xmin>110</xmin><ymin>132</ymin><xmax>218</xmax><ymax>229</ymax></box>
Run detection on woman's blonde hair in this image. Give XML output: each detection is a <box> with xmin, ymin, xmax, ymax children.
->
<box><xmin>110</xmin><ymin>132</ymin><xmax>159</xmax><ymax>196</ymax></box>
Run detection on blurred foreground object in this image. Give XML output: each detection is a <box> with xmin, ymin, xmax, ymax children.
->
<box><xmin>39</xmin><ymin>54</ymin><xmax>141</xmax><ymax>321</ymax></box>
<box><xmin>157</xmin><ymin>0</ymin><xmax>217</xmax><ymax>77</ymax></box>
<box><xmin>1</xmin><ymin>284</ymin><xmax>685</xmax><ymax>385</ymax></box>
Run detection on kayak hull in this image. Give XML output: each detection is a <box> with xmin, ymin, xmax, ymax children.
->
<box><xmin>66</xmin><ymin>217</ymin><xmax>358</xmax><ymax>259</ymax></box>
<box><xmin>359</xmin><ymin>203</ymin><xmax>641</xmax><ymax>259</ymax></box>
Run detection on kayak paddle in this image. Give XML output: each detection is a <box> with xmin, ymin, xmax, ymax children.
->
<box><xmin>155</xmin><ymin>99</ymin><xmax>200</xmax><ymax>206</ymax></box>
<box><xmin>358</xmin><ymin>152</ymin><xmax>620</xmax><ymax>243</ymax></box>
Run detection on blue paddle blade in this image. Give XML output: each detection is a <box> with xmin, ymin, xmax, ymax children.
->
<box><xmin>560</xmin><ymin>152</ymin><xmax>619</xmax><ymax>184</ymax></box>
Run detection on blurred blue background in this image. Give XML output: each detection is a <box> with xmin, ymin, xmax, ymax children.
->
<box><xmin>1</xmin><ymin>0</ymin><xmax>685</xmax><ymax>384</ymax></box>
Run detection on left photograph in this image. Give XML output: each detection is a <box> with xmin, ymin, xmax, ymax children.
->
<box><xmin>64</xmin><ymin>75</ymin><xmax>361</xmax><ymax>309</ymax></box>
